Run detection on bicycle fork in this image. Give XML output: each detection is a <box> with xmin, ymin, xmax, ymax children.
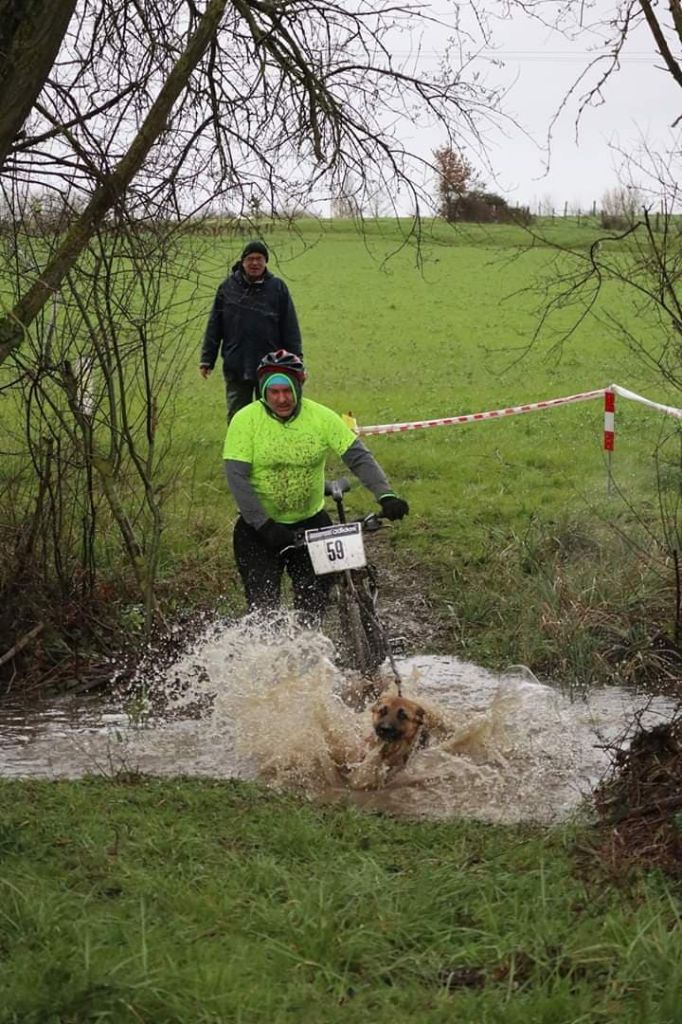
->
<box><xmin>335</xmin><ymin>497</ymin><xmax>402</xmax><ymax>694</ymax></box>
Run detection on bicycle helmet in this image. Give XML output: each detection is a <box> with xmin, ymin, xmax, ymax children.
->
<box><xmin>256</xmin><ymin>349</ymin><xmax>306</xmax><ymax>383</ymax></box>
<box><xmin>256</xmin><ymin>350</ymin><xmax>306</xmax><ymax>417</ymax></box>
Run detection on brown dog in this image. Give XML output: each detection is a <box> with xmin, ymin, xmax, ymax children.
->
<box><xmin>347</xmin><ymin>691</ymin><xmax>463</xmax><ymax>789</ymax></box>
<box><xmin>369</xmin><ymin>694</ymin><xmax>428</xmax><ymax>769</ymax></box>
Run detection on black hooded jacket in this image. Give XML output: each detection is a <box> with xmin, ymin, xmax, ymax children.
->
<box><xmin>200</xmin><ymin>263</ymin><xmax>302</xmax><ymax>381</ymax></box>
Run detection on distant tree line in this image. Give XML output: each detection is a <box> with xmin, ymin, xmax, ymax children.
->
<box><xmin>432</xmin><ymin>148</ymin><xmax>680</xmax><ymax>234</ymax></box>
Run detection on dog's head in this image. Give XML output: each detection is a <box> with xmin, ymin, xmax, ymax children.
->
<box><xmin>371</xmin><ymin>694</ymin><xmax>425</xmax><ymax>745</ymax></box>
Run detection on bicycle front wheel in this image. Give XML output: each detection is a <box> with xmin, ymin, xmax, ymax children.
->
<box><xmin>336</xmin><ymin>568</ymin><xmax>388</xmax><ymax>676</ymax></box>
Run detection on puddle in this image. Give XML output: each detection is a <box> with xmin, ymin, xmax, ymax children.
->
<box><xmin>0</xmin><ymin>615</ymin><xmax>676</xmax><ymax>823</ymax></box>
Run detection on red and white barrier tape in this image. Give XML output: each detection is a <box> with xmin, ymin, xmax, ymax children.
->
<box><xmin>610</xmin><ymin>383</ymin><xmax>682</xmax><ymax>421</ymax></box>
<box><xmin>357</xmin><ymin>387</ymin><xmax>605</xmax><ymax>437</ymax></box>
<box><xmin>354</xmin><ymin>384</ymin><xmax>682</xmax><ymax>443</ymax></box>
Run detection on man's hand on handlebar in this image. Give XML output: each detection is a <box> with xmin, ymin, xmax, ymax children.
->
<box><xmin>379</xmin><ymin>494</ymin><xmax>410</xmax><ymax>521</ymax></box>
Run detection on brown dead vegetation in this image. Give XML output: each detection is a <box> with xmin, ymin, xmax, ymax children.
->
<box><xmin>591</xmin><ymin>713</ymin><xmax>682</xmax><ymax>877</ymax></box>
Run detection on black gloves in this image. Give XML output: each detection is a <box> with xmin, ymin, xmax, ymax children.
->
<box><xmin>379</xmin><ymin>494</ymin><xmax>409</xmax><ymax>521</ymax></box>
<box><xmin>258</xmin><ymin>519</ymin><xmax>296</xmax><ymax>552</ymax></box>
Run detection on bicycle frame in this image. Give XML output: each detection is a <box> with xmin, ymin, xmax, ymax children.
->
<box><xmin>310</xmin><ymin>478</ymin><xmax>401</xmax><ymax>684</ymax></box>
<box><xmin>279</xmin><ymin>478</ymin><xmax>401</xmax><ymax>683</ymax></box>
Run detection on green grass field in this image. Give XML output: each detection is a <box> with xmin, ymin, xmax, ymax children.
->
<box><xmin>1</xmin><ymin>216</ymin><xmax>678</xmax><ymax>680</ymax></box>
<box><xmin>156</xmin><ymin>217</ymin><xmax>679</xmax><ymax>681</ymax></box>
<box><xmin>1</xmin><ymin>778</ymin><xmax>681</xmax><ymax>1024</ymax></box>
<box><xmin>172</xmin><ymin>216</ymin><xmax>669</xmax><ymax>536</ymax></box>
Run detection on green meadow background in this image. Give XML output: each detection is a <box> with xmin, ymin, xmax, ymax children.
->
<box><xmin>0</xmin><ymin>215</ymin><xmax>676</xmax><ymax>679</ymax></box>
<box><xmin>162</xmin><ymin>217</ymin><xmax>675</xmax><ymax>682</ymax></box>
<box><xmin>176</xmin><ymin>219</ymin><xmax>664</xmax><ymax>533</ymax></box>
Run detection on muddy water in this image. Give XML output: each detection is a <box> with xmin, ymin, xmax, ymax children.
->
<box><xmin>0</xmin><ymin>615</ymin><xmax>676</xmax><ymax>823</ymax></box>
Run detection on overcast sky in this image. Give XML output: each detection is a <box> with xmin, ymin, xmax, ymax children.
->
<box><xmin>394</xmin><ymin>1</ymin><xmax>680</xmax><ymax>214</ymax></box>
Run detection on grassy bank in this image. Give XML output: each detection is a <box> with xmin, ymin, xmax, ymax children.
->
<box><xmin>1</xmin><ymin>777</ymin><xmax>681</xmax><ymax>1024</ymax></box>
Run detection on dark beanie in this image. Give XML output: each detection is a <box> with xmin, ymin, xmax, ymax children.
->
<box><xmin>240</xmin><ymin>240</ymin><xmax>269</xmax><ymax>262</ymax></box>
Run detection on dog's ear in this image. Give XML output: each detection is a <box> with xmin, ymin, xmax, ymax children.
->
<box><xmin>414</xmin><ymin>705</ymin><xmax>425</xmax><ymax>725</ymax></box>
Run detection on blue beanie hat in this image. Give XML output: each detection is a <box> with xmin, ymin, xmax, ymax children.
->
<box><xmin>261</xmin><ymin>372</ymin><xmax>298</xmax><ymax>404</ymax></box>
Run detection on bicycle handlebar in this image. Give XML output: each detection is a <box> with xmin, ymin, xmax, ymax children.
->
<box><xmin>360</xmin><ymin>511</ymin><xmax>384</xmax><ymax>533</ymax></box>
<box><xmin>279</xmin><ymin>512</ymin><xmax>385</xmax><ymax>554</ymax></box>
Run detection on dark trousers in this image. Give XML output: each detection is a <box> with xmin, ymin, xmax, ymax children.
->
<box><xmin>225</xmin><ymin>379</ymin><xmax>257</xmax><ymax>422</ymax></box>
<box><xmin>233</xmin><ymin>511</ymin><xmax>334</xmax><ymax>624</ymax></box>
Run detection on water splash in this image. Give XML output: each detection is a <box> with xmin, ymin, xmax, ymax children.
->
<box><xmin>0</xmin><ymin>617</ymin><xmax>675</xmax><ymax>823</ymax></box>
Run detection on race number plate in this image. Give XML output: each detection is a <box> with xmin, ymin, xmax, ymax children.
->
<box><xmin>304</xmin><ymin>522</ymin><xmax>366</xmax><ymax>575</ymax></box>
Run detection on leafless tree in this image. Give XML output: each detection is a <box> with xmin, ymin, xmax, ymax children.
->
<box><xmin>500</xmin><ymin>0</ymin><xmax>682</xmax><ymax>662</ymax></box>
<box><xmin>0</xmin><ymin>1</ymin><xmax>507</xmax><ymax>678</ymax></box>
<box><xmin>0</xmin><ymin>208</ymin><xmax>199</xmax><ymax>659</ymax></box>
<box><xmin>503</xmin><ymin>0</ymin><xmax>682</xmax><ymax>377</ymax></box>
<box><xmin>0</xmin><ymin>0</ymin><xmax>506</xmax><ymax>367</ymax></box>
<box><xmin>600</xmin><ymin>184</ymin><xmax>644</xmax><ymax>228</ymax></box>
<box><xmin>0</xmin><ymin>0</ymin><xmax>78</xmax><ymax>170</ymax></box>
<box><xmin>331</xmin><ymin>171</ymin><xmax>361</xmax><ymax>219</ymax></box>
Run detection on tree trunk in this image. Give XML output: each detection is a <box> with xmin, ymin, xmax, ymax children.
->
<box><xmin>0</xmin><ymin>0</ymin><xmax>78</xmax><ymax>170</ymax></box>
<box><xmin>0</xmin><ymin>0</ymin><xmax>229</xmax><ymax>368</ymax></box>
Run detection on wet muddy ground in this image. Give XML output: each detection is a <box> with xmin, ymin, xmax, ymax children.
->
<box><xmin>0</xmin><ymin>615</ymin><xmax>676</xmax><ymax>828</ymax></box>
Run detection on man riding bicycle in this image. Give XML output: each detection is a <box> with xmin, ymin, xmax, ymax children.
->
<box><xmin>224</xmin><ymin>349</ymin><xmax>409</xmax><ymax>623</ymax></box>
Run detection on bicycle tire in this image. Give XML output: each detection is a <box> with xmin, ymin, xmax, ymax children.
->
<box><xmin>336</xmin><ymin>567</ymin><xmax>387</xmax><ymax>675</ymax></box>
<box><xmin>354</xmin><ymin>567</ymin><xmax>388</xmax><ymax>670</ymax></box>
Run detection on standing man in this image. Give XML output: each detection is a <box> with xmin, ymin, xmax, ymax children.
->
<box><xmin>199</xmin><ymin>240</ymin><xmax>302</xmax><ymax>421</ymax></box>
<box><xmin>224</xmin><ymin>350</ymin><xmax>409</xmax><ymax>623</ymax></box>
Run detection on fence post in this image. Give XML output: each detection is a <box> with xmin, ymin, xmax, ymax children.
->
<box><xmin>604</xmin><ymin>388</ymin><xmax>615</xmax><ymax>493</ymax></box>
